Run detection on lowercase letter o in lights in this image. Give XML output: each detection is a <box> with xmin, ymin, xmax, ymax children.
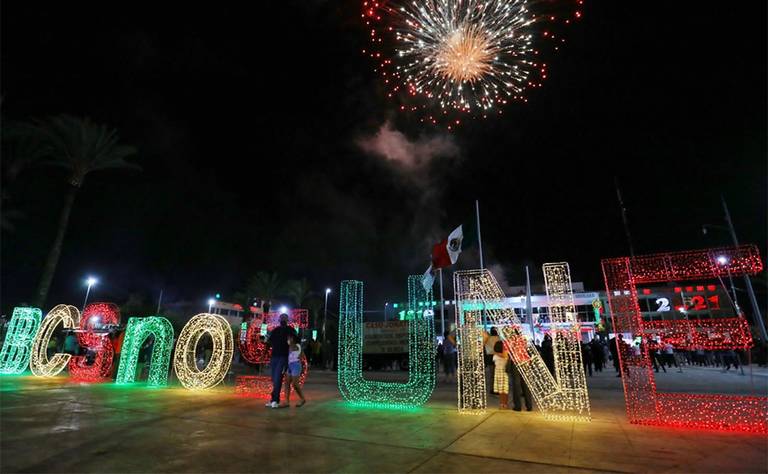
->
<box><xmin>30</xmin><ymin>304</ymin><xmax>81</xmax><ymax>377</ymax></box>
<box><xmin>173</xmin><ymin>313</ymin><xmax>233</xmax><ymax>390</ymax></box>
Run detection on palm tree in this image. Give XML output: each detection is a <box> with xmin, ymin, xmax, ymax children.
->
<box><xmin>304</xmin><ymin>295</ymin><xmax>323</xmax><ymax>329</ymax></box>
<box><xmin>237</xmin><ymin>271</ymin><xmax>286</xmax><ymax>307</ymax></box>
<box><xmin>31</xmin><ymin>115</ymin><xmax>140</xmax><ymax>307</ymax></box>
<box><xmin>284</xmin><ymin>277</ymin><xmax>313</xmax><ymax>308</ymax></box>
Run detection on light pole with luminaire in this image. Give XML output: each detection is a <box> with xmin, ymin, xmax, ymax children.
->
<box><xmin>322</xmin><ymin>288</ymin><xmax>331</xmax><ymax>370</ymax></box>
<box><xmin>384</xmin><ymin>302</ymin><xmax>389</xmax><ymax>321</ymax></box>
<box><xmin>82</xmin><ymin>277</ymin><xmax>98</xmax><ymax>311</ymax></box>
<box><xmin>717</xmin><ymin>256</ymin><xmax>741</xmax><ymax>314</ymax></box>
<box><xmin>208</xmin><ymin>298</ymin><xmax>216</xmax><ymax>313</ymax></box>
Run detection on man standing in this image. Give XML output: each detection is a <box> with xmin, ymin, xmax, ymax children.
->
<box><xmin>266</xmin><ymin>313</ymin><xmax>297</xmax><ymax>408</ymax></box>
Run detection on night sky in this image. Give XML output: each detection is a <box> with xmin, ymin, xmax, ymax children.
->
<box><xmin>2</xmin><ymin>1</ymin><xmax>766</xmax><ymax>313</ymax></box>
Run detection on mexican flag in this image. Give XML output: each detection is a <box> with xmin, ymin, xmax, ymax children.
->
<box><xmin>423</xmin><ymin>222</ymin><xmax>477</xmax><ymax>291</ymax></box>
<box><xmin>432</xmin><ymin>223</ymin><xmax>477</xmax><ymax>269</ymax></box>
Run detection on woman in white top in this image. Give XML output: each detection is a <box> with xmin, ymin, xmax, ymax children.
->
<box><xmin>285</xmin><ymin>333</ymin><xmax>306</xmax><ymax>407</ymax></box>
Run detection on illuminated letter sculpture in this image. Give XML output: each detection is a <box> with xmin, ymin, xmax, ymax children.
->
<box><xmin>454</xmin><ymin>267</ymin><xmax>590</xmax><ymax>420</ymax></box>
<box><xmin>116</xmin><ymin>316</ymin><xmax>174</xmax><ymax>387</ymax></box>
<box><xmin>235</xmin><ymin>309</ymin><xmax>309</xmax><ymax>398</ymax></box>
<box><xmin>0</xmin><ymin>307</ymin><xmax>42</xmax><ymax>374</ymax></box>
<box><xmin>30</xmin><ymin>304</ymin><xmax>80</xmax><ymax>377</ymax></box>
<box><xmin>173</xmin><ymin>313</ymin><xmax>233</xmax><ymax>390</ymax></box>
<box><xmin>337</xmin><ymin>275</ymin><xmax>435</xmax><ymax>407</ymax></box>
<box><xmin>69</xmin><ymin>303</ymin><xmax>120</xmax><ymax>382</ymax></box>
<box><xmin>602</xmin><ymin>245</ymin><xmax>767</xmax><ymax>433</ymax></box>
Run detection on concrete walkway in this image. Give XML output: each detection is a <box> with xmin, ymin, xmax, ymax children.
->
<box><xmin>1</xmin><ymin>369</ymin><xmax>766</xmax><ymax>473</ymax></box>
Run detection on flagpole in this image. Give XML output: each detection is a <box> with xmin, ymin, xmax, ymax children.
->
<box><xmin>525</xmin><ymin>266</ymin><xmax>534</xmax><ymax>340</ymax></box>
<box><xmin>439</xmin><ymin>268</ymin><xmax>446</xmax><ymax>337</ymax></box>
<box><xmin>475</xmin><ymin>200</ymin><xmax>484</xmax><ymax>269</ymax></box>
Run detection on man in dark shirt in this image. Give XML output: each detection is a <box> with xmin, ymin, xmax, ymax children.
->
<box><xmin>266</xmin><ymin>313</ymin><xmax>297</xmax><ymax>408</ymax></box>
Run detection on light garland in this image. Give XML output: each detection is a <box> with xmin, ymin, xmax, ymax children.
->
<box><xmin>542</xmin><ymin>263</ymin><xmax>591</xmax><ymax>420</ymax></box>
<box><xmin>235</xmin><ymin>354</ymin><xmax>308</xmax><ymax>398</ymax></box>
<box><xmin>68</xmin><ymin>303</ymin><xmax>120</xmax><ymax>382</ymax></box>
<box><xmin>238</xmin><ymin>309</ymin><xmax>308</xmax><ymax>365</ymax></box>
<box><xmin>116</xmin><ymin>317</ymin><xmax>175</xmax><ymax>387</ymax></box>
<box><xmin>602</xmin><ymin>244</ymin><xmax>767</xmax><ymax>433</ymax></box>
<box><xmin>173</xmin><ymin>313</ymin><xmax>233</xmax><ymax>390</ymax></box>
<box><xmin>642</xmin><ymin>318</ymin><xmax>753</xmax><ymax>351</ymax></box>
<box><xmin>30</xmin><ymin>304</ymin><xmax>80</xmax><ymax>377</ymax></box>
<box><xmin>337</xmin><ymin>275</ymin><xmax>435</xmax><ymax>407</ymax></box>
<box><xmin>453</xmin><ymin>268</ymin><xmax>591</xmax><ymax>421</ymax></box>
<box><xmin>0</xmin><ymin>307</ymin><xmax>42</xmax><ymax>374</ymax></box>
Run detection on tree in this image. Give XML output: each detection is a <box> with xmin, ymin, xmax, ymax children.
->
<box><xmin>30</xmin><ymin>115</ymin><xmax>140</xmax><ymax>307</ymax></box>
<box><xmin>284</xmin><ymin>277</ymin><xmax>313</xmax><ymax>307</ymax></box>
<box><xmin>236</xmin><ymin>271</ymin><xmax>286</xmax><ymax>307</ymax></box>
<box><xmin>304</xmin><ymin>295</ymin><xmax>323</xmax><ymax>328</ymax></box>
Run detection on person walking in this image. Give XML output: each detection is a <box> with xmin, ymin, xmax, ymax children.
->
<box><xmin>589</xmin><ymin>337</ymin><xmax>604</xmax><ymax>373</ymax></box>
<box><xmin>492</xmin><ymin>341</ymin><xmax>509</xmax><ymax>409</ymax></box>
<box><xmin>266</xmin><ymin>313</ymin><xmax>297</xmax><ymax>409</ymax></box>
<box><xmin>284</xmin><ymin>333</ymin><xmax>306</xmax><ymax>407</ymax></box>
<box><xmin>579</xmin><ymin>341</ymin><xmax>591</xmax><ymax>377</ymax></box>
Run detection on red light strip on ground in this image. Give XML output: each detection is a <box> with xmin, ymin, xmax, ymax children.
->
<box><xmin>234</xmin><ymin>354</ymin><xmax>308</xmax><ymax>399</ymax></box>
<box><xmin>601</xmin><ymin>245</ymin><xmax>766</xmax><ymax>433</ymax></box>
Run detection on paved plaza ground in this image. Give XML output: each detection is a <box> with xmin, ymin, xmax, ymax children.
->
<box><xmin>1</xmin><ymin>366</ymin><xmax>766</xmax><ymax>473</ymax></box>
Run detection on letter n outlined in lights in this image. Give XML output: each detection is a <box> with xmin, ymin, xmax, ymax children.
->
<box><xmin>337</xmin><ymin>275</ymin><xmax>435</xmax><ymax>407</ymax></box>
<box><xmin>116</xmin><ymin>316</ymin><xmax>175</xmax><ymax>387</ymax></box>
<box><xmin>453</xmin><ymin>266</ymin><xmax>591</xmax><ymax>420</ymax></box>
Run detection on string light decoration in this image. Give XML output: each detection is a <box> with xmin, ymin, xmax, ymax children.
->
<box><xmin>116</xmin><ymin>317</ymin><xmax>175</xmax><ymax>387</ymax></box>
<box><xmin>601</xmin><ymin>245</ymin><xmax>767</xmax><ymax>433</ymax></box>
<box><xmin>235</xmin><ymin>354</ymin><xmax>308</xmax><ymax>398</ymax></box>
<box><xmin>543</xmin><ymin>263</ymin><xmax>591</xmax><ymax>420</ymax></box>
<box><xmin>173</xmin><ymin>313</ymin><xmax>233</xmax><ymax>390</ymax></box>
<box><xmin>453</xmin><ymin>268</ymin><xmax>590</xmax><ymax>420</ymax></box>
<box><xmin>68</xmin><ymin>303</ymin><xmax>121</xmax><ymax>382</ymax></box>
<box><xmin>235</xmin><ymin>308</ymin><xmax>311</xmax><ymax>397</ymax></box>
<box><xmin>362</xmin><ymin>0</ymin><xmax>583</xmax><ymax>126</ymax></box>
<box><xmin>337</xmin><ymin>275</ymin><xmax>435</xmax><ymax>407</ymax></box>
<box><xmin>0</xmin><ymin>307</ymin><xmax>42</xmax><ymax>374</ymax></box>
<box><xmin>643</xmin><ymin>318</ymin><xmax>753</xmax><ymax>351</ymax></box>
<box><xmin>238</xmin><ymin>309</ymin><xmax>309</xmax><ymax>364</ymax></box>
<box><xmin>30</xmin><ymin>304</ymin><xmax>80</xmax><ymax>377</ymax></box>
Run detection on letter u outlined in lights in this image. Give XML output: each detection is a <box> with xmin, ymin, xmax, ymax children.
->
<box><xmin>453</xmin><ymin>266</ymin><xmax>590</xmax><ymax>421</ymax></box>
<box><xmin>0</xmin><ymin>307</ymin><xmax>42</xmax><ymax>374</ymax></box>
<box><xmin>337</xmin><ymin>275</ymin><xmax>435</xmax><ymax>408</ymax></box>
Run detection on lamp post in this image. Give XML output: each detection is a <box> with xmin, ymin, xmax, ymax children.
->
<box><xmin>322</xmin><ymin>288</ymin><xmax>331</xmax><ymax>343</ymax></box>
<box><xmin>208</xmin><ymin>298</ymin><xmax>216</xmax><ymax>313</ymax></box>
<box><xmin>82</xmin><ymin>277</ymin><xmax>98</xmax><ymax>311</ymax></box>
<box><xmin>717</xmin><ymin>256</ymin><xmax>741</xmax><ymax>314</ymax></box>
<box><xmin>384</xmin><ymin>302</ymin><xmax>389</xmax><ymax>321</ymax></box>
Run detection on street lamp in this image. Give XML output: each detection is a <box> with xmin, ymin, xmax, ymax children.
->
<box><xmin>208</xmin><ymin>298</ymin><xmax>216</xmax><ymax>313</ymax></box>
<box><xmin>717</xmin><ymin>256</ymin><xmax>741</xmax><ymax>314</ymax></box>
<box><xmin>322</xmin><ymin>288</ymin><xmax>331</xmax><ymax>342</ymax></box>
<box><xmin>279</xmin><ymin>305</ymin><xmax>288</xmax><ymax>315</ymax></box>
<box><xmin>82</xmin><ymin>277</ymin><xmax>98</xmax><ymax>310</ymax></box>
<box><xmin>384</xmin><ymin>302</ymin><xmax>389</xmax><ymax>321</ymax></box>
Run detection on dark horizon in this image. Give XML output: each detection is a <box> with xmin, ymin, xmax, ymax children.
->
<box><xmin>2</xmin><ymin>1</ymin><xmax>766</xmax><ymax>313</ymax></box>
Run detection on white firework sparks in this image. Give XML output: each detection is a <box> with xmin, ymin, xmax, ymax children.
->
<box><xmin>394</xmin><ymin>0</ymin><xmax>536</xmax><ymax>112</ymax></box>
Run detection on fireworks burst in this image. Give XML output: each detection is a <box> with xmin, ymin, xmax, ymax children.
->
<box><xmin>363</xmin><ymin>0</ymin><xmax>583</xmax><ymax>126</ymax></box>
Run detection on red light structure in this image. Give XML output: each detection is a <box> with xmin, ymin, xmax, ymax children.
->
<box><xmin>601</xmin><ymin>245</ymin><xmax>767</xmax><ymax>433</ymax></box>
<box><xmin>236</xmin><ymin>309</ymin><xmax>309</xmax><ymax>398</ymax></box>
<box><xmin>235</xmin><ymin>354</ymin><xmax>308</xmax><ymax>399</ymax></box>
<box><xmin>69</xmin><ymin>303</ymin><xmax>120</xmax><ymax>382</ymax></box>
